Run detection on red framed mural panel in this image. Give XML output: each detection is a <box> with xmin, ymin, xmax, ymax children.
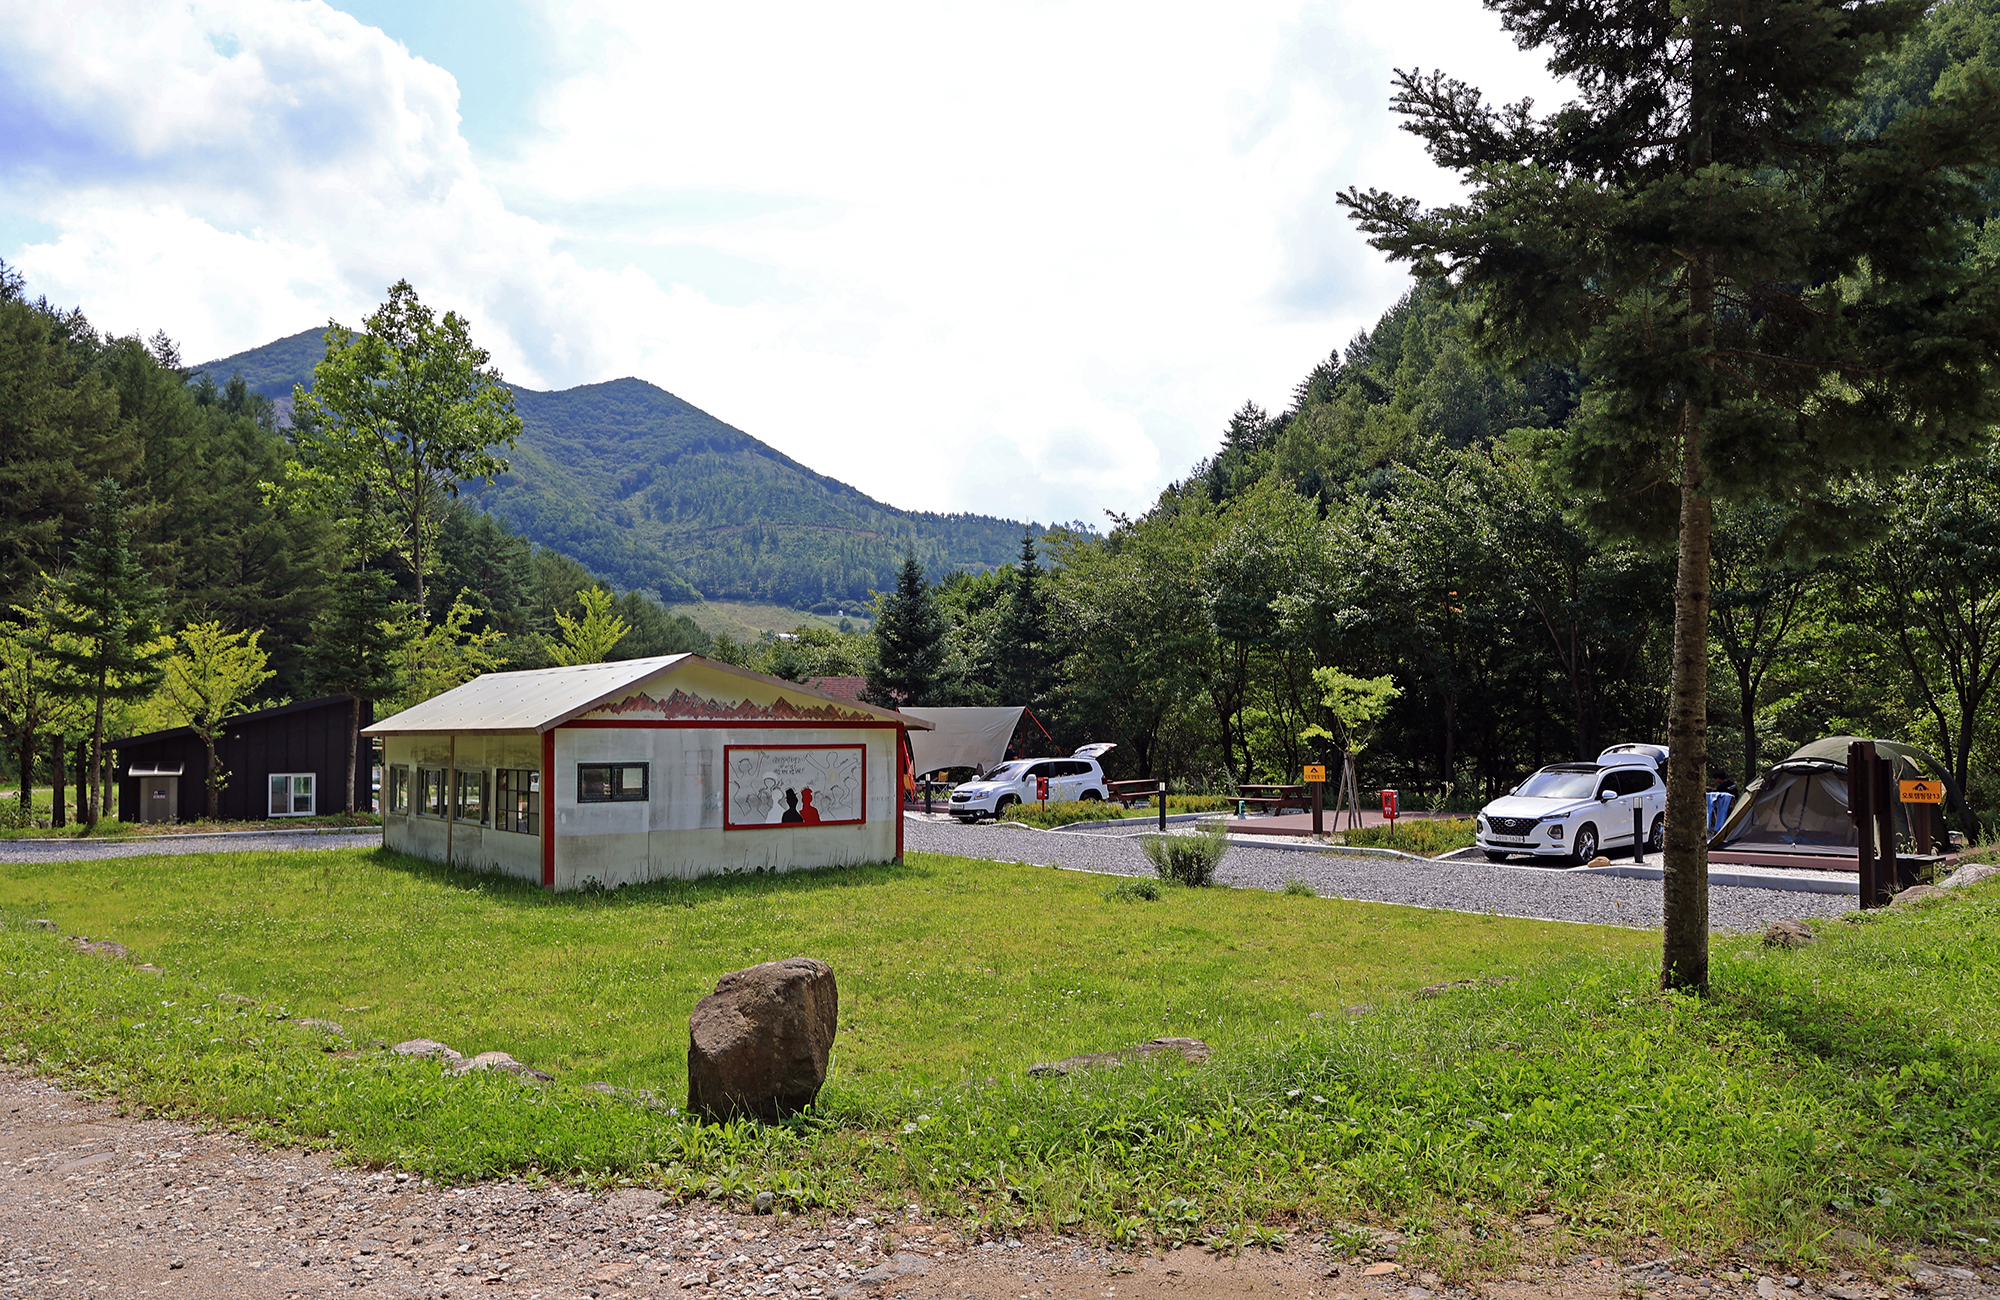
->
<box><xmin>723</xmin><ymin>743</ymin><xmax>867</xmax><ymax>830</ymax></box>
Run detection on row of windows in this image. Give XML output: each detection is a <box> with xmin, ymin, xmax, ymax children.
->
<box><xmin>387</xmin><ymin>766</ymin><xmax>541</xmax><ymax>834</ymax></box>
<box><xmin>385</xmin><ymin>765</ymin><xmax>655</xmax><ymax>823</ymax></box>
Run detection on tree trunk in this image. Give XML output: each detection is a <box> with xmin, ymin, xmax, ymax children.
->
<box><xmin>15</xmin><ymin>733</ymin><xmax>31</xmax><ymax>822</ymax></box>
<box><xmin>74</xmin><ymin>739</ymin><xmax>85</xmax><ymax>825</ymax></box>
<box><xmin>50</xmin><ymin>737</ymin><xmax>63</xmax><ymax>828</ymax></box>
<box><xmin>346</xmin><ymin>696</ymin><xmax>359</xmax><ymax>814</ymax></box>
<box><xmin>1735</xmin><ymin>658</ymin><xmax>1758</xmax><ymax>782</ymax></box>
<box><xmin>1662</xmin><ymin>405</ymin><xmax>1714</xmax><ymax>991</ymax></box>
<box><xmin>84</xmin><ymin>679</ymin><xmax>106</xmax><ymax>829</ymax></box>
<box><xmin>205</xmin><ymin>735</ymin><xmax>222</xmax><ymax>818</ymax></box>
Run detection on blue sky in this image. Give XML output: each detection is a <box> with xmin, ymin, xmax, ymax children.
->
<box><xmin>0</xmin><ymin>0</ymin><xmax>1562</xmax><ymax>524</ymax></box>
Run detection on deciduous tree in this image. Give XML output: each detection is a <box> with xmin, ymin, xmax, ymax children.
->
<box><xmin>158</xmin><ymin>621</ymin><xmax>274</xmax><ymax>817</ymax></box>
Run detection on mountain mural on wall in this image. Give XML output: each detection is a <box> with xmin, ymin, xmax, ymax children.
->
<box><xmin>199</xmin><ymin>328</ymin><xmax>1042</xmax><ymax>608</ymax></box>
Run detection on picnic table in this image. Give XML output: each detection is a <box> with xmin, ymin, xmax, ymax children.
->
<box><xmin>1235</xmin><ymin>784</ymin><xmax>1314</xmax><ymax>814</ymax></box>
<box><xmin>1107</xmin><ymin>779</ymin><xmax>1163</xmax><ymax>808</ymax></box>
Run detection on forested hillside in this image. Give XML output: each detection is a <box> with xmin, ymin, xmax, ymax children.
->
<box><xmin>204</xmin><ymin>331</ymin><xmax>1041</xmax><ymax>610</ymax></box>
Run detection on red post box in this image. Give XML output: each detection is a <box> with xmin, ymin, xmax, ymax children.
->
<box><xmin>1380</xmin><ymin>788</ymin><xmax>1398</xmax><ymax>824</ymax></box>
<box><xmin>1037</xmin><ymin>776</ymin><xmax>1049</xmax><ymax>803</ymax></box>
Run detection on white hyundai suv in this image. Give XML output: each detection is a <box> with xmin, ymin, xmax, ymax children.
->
<box><xmin>1476</xmin><ymin>752</ymin><xmax>1666</xmax><ymax>864</ymax></box>
<box><xmin>947</xmin><ymin>744</ymin><xmax>1114</xmax><ymax>822</ymax></box>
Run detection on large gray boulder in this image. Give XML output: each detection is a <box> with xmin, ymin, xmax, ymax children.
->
<box><xmin>687</xmin><ymin>958</ymin><xmax>838</xmax><ymax>1122</ymax></box>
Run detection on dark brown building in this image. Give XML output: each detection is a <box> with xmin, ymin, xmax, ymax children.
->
<box><xmin>116</xmin><ymin>696</ymin><xmax>373</xmax><ymax>823</ymax></box>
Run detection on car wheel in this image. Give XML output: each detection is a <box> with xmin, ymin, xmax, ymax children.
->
<box><xmin>1570</xmin><ymin>824</ymin><xmax>1599</xmax><ymax>866</ymax></box>
<box><xmin>1483</xmin><ymin>850</ymin><xmax>1512</xmax><ymax>862</ymax></box>
<box><xmin>995</xmin><ymin>795</ymin><xmax>1018</xmax><ymax>817</ymax></box>
<box><xmin>1646</xmin><ymin>814</ymin><xmax>1665</xmax><ymax>854</ymax></box>
<box><xmin>1080</xmin><ymin>790</ymin><xmax>1102</xmax><ymax>803</ymax></box>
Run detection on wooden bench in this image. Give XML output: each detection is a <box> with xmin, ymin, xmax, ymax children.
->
<box><xmin>1107</xmin><ymin>779</ymin><xmax>1163</xmax><ymax>808</ymax></box>
<box><xmin>1236</xmin><ymin>784</ymin><xmax>1313</xmax><ymax>814</ymax></box>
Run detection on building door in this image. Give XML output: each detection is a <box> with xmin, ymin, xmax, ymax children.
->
<box><xmin>139</xmin><ymin>776</ymin><xmax>179</xmax><ymax>823</ymax></box>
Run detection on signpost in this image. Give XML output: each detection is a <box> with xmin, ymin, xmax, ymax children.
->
<box><xmin>1380</xmin><ymin>788</ymin><xmax>1398</xmax><ymax>825</ymax></box>
<box><xmin>1304</xmin><ymin>765</ymin><xmax>1327</xmax><ymax>836</ymax></box>
<box><xmin>1901</xmin><ymin>778</ymin><xmax>1943</xmax><ymax>855</ymax></box>
<box><xmin>1157</xmin><ymin>781</ymin><xmax>1167</xmax><ymax>832</ymax></box>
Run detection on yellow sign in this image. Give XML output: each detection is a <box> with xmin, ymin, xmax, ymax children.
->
<box><xmin>1901</xmin><ymin>779</ymin><xmax>1945</xmax><ymax>805</ymax></box>
<box><xmin>1303</xmin><ymin>765</ymin><xmax>1328</xmax><ymax>783</ymax></box>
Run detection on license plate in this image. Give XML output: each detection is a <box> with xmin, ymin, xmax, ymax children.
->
<box><xmin>1491</xmin><ymin>837</ymin><xmax>1530</xmax><ymax>845</ymax></box>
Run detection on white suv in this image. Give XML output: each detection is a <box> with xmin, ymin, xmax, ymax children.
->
<box><xmin>1475</xmin><ymin>752</ymin><xmax>1665</xmax><ymax>864</ymax></box>
<box><xmin>947</xmin><ymin>744</ymin><xmax>1114</xmax><ymax>822</ymax></box>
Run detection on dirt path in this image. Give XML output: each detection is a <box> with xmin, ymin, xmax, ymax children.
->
<box><xmin>4</xmin><ymin>1073</ymin><xmax>1995</xmax><ymax>1300</ymax></box>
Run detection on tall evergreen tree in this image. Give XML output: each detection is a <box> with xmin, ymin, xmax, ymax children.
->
<box><xmin>992</xmin><ymin>530</ymin><xmax>1052</xmax><ymax>711</ymax></box>
<box><xmin>866</xmin><ymin>547</ymin><xmax>946</xmax><ymax>706</ymax></box>
<box><xmin>39</xmin><ymin>479</ymin><xmax>167</xmax><ymax>826</ymax></box>
<box><xmin>1342</xmin><ymin>0</ymin><xmax>2000</xmax><ymax>990</ymax></box>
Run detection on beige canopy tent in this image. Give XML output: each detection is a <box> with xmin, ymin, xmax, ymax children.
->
<box><xmin>902</xmin><ymin>706</ymin><xmax>1025</xmax><ymax>777</ymax></box>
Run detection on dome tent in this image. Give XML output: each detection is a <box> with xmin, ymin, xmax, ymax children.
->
<box><xmin>1709</xmin><ymin>736</ymin><xmax>1964</xmax><ymax>854</ymax></box>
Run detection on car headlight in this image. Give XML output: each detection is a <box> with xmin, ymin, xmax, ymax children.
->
<box><xmin>1548</xmin><ymin>824</ymin><xmax>1564</xmax><ymax>839</ymax></box>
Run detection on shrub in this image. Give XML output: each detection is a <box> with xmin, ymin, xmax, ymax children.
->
<box><xmin>999</xmin><ymin>799</ymin><xmax>1120</xmax><ymax>828</ymax></box>
<box><xmin>1141</xmin><ymin>822</ymin><xmax>1229</xmax><ymax>887</ymax></box>
<box><xmin>1332</xmin><ymin>817</ymin><xmax>1477</xmax><ymax>857</ymax></box>
<box><xmin>1103</xmin><ymin>878</ymin><xmax>1162</xmax><ymax>902</ymax></box>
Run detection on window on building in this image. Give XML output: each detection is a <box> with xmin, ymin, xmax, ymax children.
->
<box><xmin>577</xmin><ymin>762</ymin><xmax>648</xmax><ymax>803</ymax></box>
<box><xmin>495</xmin><ymin>769</ymin><xmax>541</xmax><ymax>834</ymax></box>
<box><xmin>268</xmin><ymin>773</ymin><xmax>315</xmax><ymax>817</ymax></box>
<box><xmin>418</xmin><ymin>768</ymin><xmax>446</xmax><ymax>817</ymax></box>
<box><xmin>388</xmin><ymin>766</ymin><xmax>410</xmax><ymax>815</ymax></box>
<box><xmin>454</xmin><ymin>769</ymin><xmax>488</xmax><ymax>824</ymax></box>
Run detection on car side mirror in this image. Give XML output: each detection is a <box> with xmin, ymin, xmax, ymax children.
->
<box><xmin>1599</xmin><ymin>790</ymin><xmax>1616</xmax><ymax>802</ymax></box>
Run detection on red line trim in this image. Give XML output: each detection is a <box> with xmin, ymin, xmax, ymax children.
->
<box><xmin>560</xmin><ymin>719</ymin><xmax>904</xmax><ymax>730</ymax></box>
<box><xmin>723</xmin><ymin>743</ymin><xmax>866</xmax><ymax>830</ymax></box>
<box><xmin>541</xmin><ymin>729</ymin><xmax>556</xmax><ymax>890</ymax></box>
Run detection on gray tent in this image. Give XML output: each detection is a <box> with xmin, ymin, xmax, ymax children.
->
<box><xmin>1709</xmin><ymin>736</ymin><xmax>1962</xmax><ymax>853</ymax></box>
<box><xmin>902</xmin><ymin>707</ymin><xmax>1025</xmax><ymax>778</ymax></box>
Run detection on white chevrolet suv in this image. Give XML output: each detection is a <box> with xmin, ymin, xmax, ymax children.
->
<box><xmin>947</xmin><ymin>744</ymin><xmax>1114</xmax><ymax>822</ymax></box>
<box><xmin>1475</xmin><ymin>751</ymin><xmax>1666</xmax><ymax>864</ymax></box>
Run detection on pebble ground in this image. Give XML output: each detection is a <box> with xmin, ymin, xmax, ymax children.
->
<box><xmin>902</xmin><ymin>817</ymin><xmax>1854</xmax><ymax>932</ymax></box>
<box><xmin>3</xmin><ymin>1070</ymin><xmax>1993</xmax><ymax>1300</ymax></box>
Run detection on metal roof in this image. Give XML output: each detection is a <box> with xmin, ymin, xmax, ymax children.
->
<box><xmin>362</xmin><ymin>654</ymin><xmax>925</xmax><ymax>735</ymax></box>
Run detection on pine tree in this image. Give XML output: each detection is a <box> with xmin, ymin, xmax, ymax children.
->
<box><xmin>992</xmin><ymin>530</ymin><xmax>1052</xmax><ymax>710</ymax></box>
<box><xmin>1342</xmin><ymin>0</ymin><xmax>2000</xmax><ymax>988</ymax></box>
<box><xmin>304</xmin><ymin>568</ymin><xmax>400</xmax><ymax>815</ymax></box>
<box><xmin>865</xmin><ymin>547</ymin><xmax>947</xmax><ymax>706</ymax></box>
<box><xmin>40</xmin><ymin>479</ymin><xmax>168</xmax><ymax>826</ymax></box>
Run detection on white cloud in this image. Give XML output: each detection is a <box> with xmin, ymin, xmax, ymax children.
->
<box><xmin>0</xmin><ymin>0</ymin><xmax>1566</xmax><ymax>527</ymax></box>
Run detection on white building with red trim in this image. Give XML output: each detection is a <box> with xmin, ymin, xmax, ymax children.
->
<box><xmin>361</xmin><ymin>654</ymin><xmax>927</xmax><ymax>890</ymax></box>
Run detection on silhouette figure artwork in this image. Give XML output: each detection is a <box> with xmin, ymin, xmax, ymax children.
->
<box><xmin>726</xmin><ymin>745</ymin><xmax>866</xmax><ymax>828</ymax></box>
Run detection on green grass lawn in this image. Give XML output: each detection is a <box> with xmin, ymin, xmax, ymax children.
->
<box><xmin>0</xmin><ymin>847</ymin><xmax>1996</xmax><ymax>1273</ymax></box>
<box><xmin>0</xmin><ymin>847</ymin><xmax>1623</xmax><ymax>1089</ymax></box>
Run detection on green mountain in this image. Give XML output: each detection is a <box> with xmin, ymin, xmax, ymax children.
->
<box><xmin>200</xmin><ymin>329</ymin><xmax>1039</xmax><ymax>607</ymax></box>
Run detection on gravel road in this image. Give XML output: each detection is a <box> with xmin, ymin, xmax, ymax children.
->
<box><xmin>903</xmin><ymin>818</ymin><xmax>1853</xmax><ymax>932</ymax></box>
<box><xmin>0</xmin><ymin>830</ymin><xmax>380</xmax><ymax>864</ymax></box>
<box><xmin>4</xmin><ymin>1068</ymin><xmax>1992</xmax><ymax>1300</ymax></box>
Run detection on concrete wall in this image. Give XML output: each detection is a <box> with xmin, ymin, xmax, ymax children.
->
<box><xmin>551</xmin><ymin>725</ymin><xmax>899</xmax><ymax>890</ymax></box>
<box><xmin>380</xmin><ymin>731</ymin><xmax>543</xmax><ymax>883</ymax></box>
<box><xmin>380</xmin><ymin>725</ymin><xmax>899</xmax><ymax>890</ymax></box>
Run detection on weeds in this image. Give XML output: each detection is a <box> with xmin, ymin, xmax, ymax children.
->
<box><xmin>1282</xmin><ymin>878</ymin><xmax>1316</xmax><ymax>897</ymax></box>
<box><xmin>1333</xmin><ymin>817</ymin><xmax>1478</xmax><ymax>857</ymax></box>
<box><xmin>1103</xmin><ymin>879</ymin><xmax>1162</xmax><ymax>902</ymax></box>
<box><xmin>1141</xmin><ymin>821</ymin><xmax>1229</xmax><ymax>886</ymax></box>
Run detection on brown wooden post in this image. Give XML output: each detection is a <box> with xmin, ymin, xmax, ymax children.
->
<box><xmin>1874</xmin><ymin>753</ymin><xmax>1898</xmax><ymax>902</ymax></box>
<box><xmin>1311</xmin><ymin>777</ymin><xmax>1324</xmax><ymax>836</ymax></box>
<box><xmin>1914</xmin><ymin>801</ymin><xmax>1932</xmax><ymax>857</ymax></box>
<box><xmin>1849</xmin><ymin>740</ymin><xmax>1875</xmax><ymax>909</ymax></box>
<box><xmin>1157</xmin><ymin>781</ymin><xmax>1166</xmax><ymax>833</ymax></box>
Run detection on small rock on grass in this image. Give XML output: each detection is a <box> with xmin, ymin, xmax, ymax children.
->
<box><xmin>453</xmin><ymin>1050</ymin><xmax>554</xmax><ymax>1083</ymax></box>
<box><xmin>1941</xmin><ymin>862</ymin><xmax>1999</xmax><ymax>890</ymax></box>
<box><xmin>1891</xmin><ymin>884</ymin><xmax>1948</xmax><ymax>908</ymax></box>
<box><xmin>1763</xmin><ymin>919</ymin><xmax>1815</xmax><ymax>948</ymax></box>
<box><xmin>294</xmin><ymin>1018</ymin><xmax>345</xmax><ymax>1036</ymax></box>
<box><xmin>27</xmin><ymin>919</ymin><xmax>57</xmax><ymax>932</ymax></box>
<box><xmin>69</xmin><ymin>938</ymin><xmax>129</xmax><ymax>960</ymax></box>
<box><xmin>1028</xmin><ymin>1037</ymin><xmax>1210</xmax><ymax>1077</ymax></box>
<box><xmin>390</xmin><ymin>1039</ymin><xmax>465</xmax><ymax>1066</ymax></box>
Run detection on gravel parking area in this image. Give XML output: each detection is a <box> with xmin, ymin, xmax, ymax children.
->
<box><xmin>0</xmin><ymin>830</ymin><xmax>380</xmax><ymax>864</ymax></box>
<box><xmin>903</xmin><ymin>817</ymin><xmax>1853</xmax><ymax>933</ymax></box>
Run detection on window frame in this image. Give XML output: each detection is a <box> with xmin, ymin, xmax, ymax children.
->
<box><xmin>388</xmin><ymin>765</ymin><xmax>410</xmax><ymax>815</ymax></box>
<box><xmin>454</xmin><ymin>768</ymin><xmax>489</xmax><ymax>825</ymax></box>
<box><xmin>417</xmin><ymin>767</ymin><xmax>446</xmax><ymax>818</ymax></box>
<box><xmin>495</xmin><ymin>769</ymin><xmax>541</xmax><ymax>835</ymax></box>
<box><xmin>576</xmin><ymin>762</ymin><xmax>649</xmax><ymax>804</ymax></box>
<box><xmin>268</xmin><ymin>772</ymin><xmax>316</xmax><ymax>818</ymax></box>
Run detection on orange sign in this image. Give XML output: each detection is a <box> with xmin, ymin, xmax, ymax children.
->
<box><xmin>1303</xmin><ymin>765</ymin><xmax>1328</xmax><ymax>783</ymax></box>
<box><xmin>1901</xmin><ymin>779</ymin><xmax>1945</xmax><ymax>805</ymax></box>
